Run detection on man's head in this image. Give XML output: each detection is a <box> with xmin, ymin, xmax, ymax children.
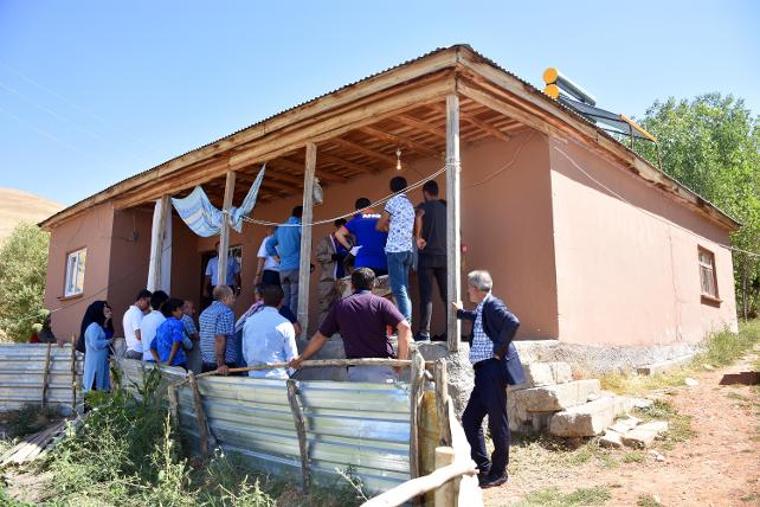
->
<box><xmin>422</xmin><ymin>180</ymin><xmax>439</xmax><ymax>202</ymax></box>
<box><xmin>355</xmin><ymin>197</ymin><xmax>371</xmax><ymax>211</ymax></box>
<box><xmin>292</xmin><ymin>206</ymin><xmax>303</xmax><ymax>219</ymax></box>
<box><xmin>351</xmin><ymin>267</ymin><xmax>376</xmax><ymax>291</ymax></box>
<box><xmin>390</xmin><ymin>176</ymin><xmax>408</xmax><ymax>193</ymax></box>
<box><xmin>182</xmin><ymin>300</ymin><xmax>195</xmax><ymax>317</ymax></box>
<box><xmin>261</xmin><ymin>284</ymin><xmax>285</xmax><ymax>308</ymax></box>
<box><xmin>213</xmin><ymin>285</ymin><xmax>236</xmax><ymax>307</ymax></box>
<box><xmin>162</xmin><ymin>298</ymin><xmax>185</xmax><ymax>319</ymax></box>
<box><xmin>466</xmin><ymin>270</ymin><xmax>493</xmax><ymax>304</ymax></box>
<box><xmin>135</xmin><ymin>289</ymin><xmax>152</xmax><ymax>311</ymax></box>
<box><xmin>334</xmin><ymin>218</ymin><xmax>347</xmax><ymax>230</ymax></box>
<box><xmin>150</xmin><ymin>290</ymin><xmax>169</xmax><ymax>312</ymax></box>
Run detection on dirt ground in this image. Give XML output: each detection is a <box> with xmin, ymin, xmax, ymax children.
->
<box><xmin>484</xmin><ymin>349</ymin><xmax>760</xmax><ymax>506</ymax></box>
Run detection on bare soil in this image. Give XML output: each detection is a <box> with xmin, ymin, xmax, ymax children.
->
<box><xmin>485</xmin><ymin>351</ymin><xmax>760</xmax><ymax>506</ymax></box>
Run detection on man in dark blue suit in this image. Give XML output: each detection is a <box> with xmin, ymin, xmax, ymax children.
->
<box><xmin>453</xmin><ymin>270</ymin><xmax>524</xmax><ymax>489</ymax></box>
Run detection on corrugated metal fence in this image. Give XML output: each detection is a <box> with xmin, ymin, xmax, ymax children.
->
<box><xmin>118</xmin><ymin>359</ymin><xmax>411</xmax><ymax>493</ymax></box>
<box><xmin>0</xmin><ymin>343</ymin><xmax>83</xmax><ymax>414</ymax></box>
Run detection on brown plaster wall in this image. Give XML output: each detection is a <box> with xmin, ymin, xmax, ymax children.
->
<box><xmin>43</xmin><ymin>202</ymin><xmax>116</xmax><ymax>341</ymax></box>
<box><xmin>548</xmin><ymin>136</ymin><xmax>738</xmax><ymax>346</ymax></box>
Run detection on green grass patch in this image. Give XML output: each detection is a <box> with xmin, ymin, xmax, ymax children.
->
<box><xmin>16</xmin><ymin>368</ymin><xmax>367</xmax><ymax>507</ymax></box>
<box><xmin>633</xmin><ymin>399</ymin><xmax>695</xmax><ymax>450</ymax></box>
<box><xmin>636</xmin><ymin>493</ymin><xmax>663</xmax><ymax>507</ymax></box>
<box><xmin>601</xmin><ymin>320</ymin><xmax>760</xmax><ymax>396</ymax></box>
<box><xmin>518</xmin><ymin>486</ymin><xmax>611</xmax><ymax>506</ymax></box>
<box><xmin>622</xmin><ymin>450</ymin><xmax>645</xmax><ymax>463</ymax></box>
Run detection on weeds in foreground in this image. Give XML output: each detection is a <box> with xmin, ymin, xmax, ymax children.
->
<box><xmin>517</xmin><ymin>486</ymin><xmax>611</xmax><ymax>506</ymax></box>
<box><xmin>634</xmin><ymin>399</ymin><xmax>695</xmax><ymax>450</ymax></box>
<box><xmin>601</xmin><ymin>320</ymin><xmax>760</xmax><ymax>396</ymax></box>
<box><xmin>26</xmin><ymin>368</ymin><xmax>364</xmax><ymax>507</ymax></box>
<box><xmin>636</xmin><ymin>493</ymin><xmax>663</xmax><ymax>507</ymax></box>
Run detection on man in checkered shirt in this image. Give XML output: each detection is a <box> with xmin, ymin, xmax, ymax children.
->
<box><xmin>199</xmin><ymin>285</ymin><xmax>237</xmax><ymax>375</ymax></box>
<box><xmin>454</xmin><ymin>270</ymin><xmax>525</xmax><ymax>489</ymax></box>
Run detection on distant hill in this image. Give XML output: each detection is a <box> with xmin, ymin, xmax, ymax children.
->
<box><xmin>0</xmin><ymin>188</ymin><xmax>62</xmax><ymax>243</ymax></box>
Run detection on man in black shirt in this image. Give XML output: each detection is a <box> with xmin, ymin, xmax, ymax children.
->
<box><xmin>414</xmin><ymin>180</ymin><xmax>447</xmax><ymax>341</ymax></box>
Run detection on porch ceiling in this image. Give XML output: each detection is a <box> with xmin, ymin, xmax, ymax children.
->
<box><xmin>122</xmin><ymin>95</ymin><xmax>528</xmax><ymax>209</ymax></box>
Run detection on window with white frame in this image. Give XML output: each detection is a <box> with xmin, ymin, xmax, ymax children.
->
<box><xmin>64</xmin><ymin>248</ymin><xmax>87</xmax><ymax>297</ymax></box>
<box><xmin>698</xmin><ymin>247</ymin><xmax>719</xmax><ymax>300</ymax></box>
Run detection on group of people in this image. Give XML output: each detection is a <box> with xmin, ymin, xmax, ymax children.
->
<box><xmin>260</xmin><ymin>176</ymin><xmax>449</xmax><ymax>341</ymax></box>
<box><xmin>74</xmin><ymin>173</ymin><xmax>521</xmax><ymax>489</ymax></box>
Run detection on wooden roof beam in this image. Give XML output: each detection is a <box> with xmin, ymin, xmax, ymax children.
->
<box><xmin>319</xmin><ymin>152</ymin><xmax>380</xmax><ymax>174</ymax></box>
<box><xmin>431</xmin><ymin>102</ymin><xmax>511</xmax><ymax>143</ymax></box>
<box><xmin>330</xmin><ymin>137</ymin><xmax>397</xmax><ymax>166</ymax></box>
<box><xmin>394</xmin><ymin>114</ymin><xmax>446</xmax><ymax>140</ymax></box>
<box><xmin>274</xmin><ymin>156</ymin><xmax>348</xmax><ymax>184</ymax></box>
<box><xmin>360</xmin><ymin>126</ymin><xmax>441</xmax><ymax>157</ymax></box>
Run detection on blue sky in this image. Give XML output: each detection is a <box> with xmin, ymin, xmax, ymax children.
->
<box><xmin>1</xmin><ymin>0</ymin><xmax>758</xmax><ymax>206</ymax></box>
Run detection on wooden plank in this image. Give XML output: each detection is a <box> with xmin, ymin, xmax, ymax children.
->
<box><xmin>287</xmin><ymin>379</ymin><xmax>310</xmax><ymax>493</ymax></box>
<box><xmin>395</xmin><ymin>114</ymin><xmax>446</xmax><ymax>140</ymax></box>
<box><xmin>187</xmin><ymin>373</ymin><xmax>210</xmax><ymax>457</ymax></box>
<box><xmin>70</xmin><ymin>337</ymin><xmax>77</xmax><ymax>410</ymax></box>
<box><xmin>434</xmin><ymin>447</ymin><xmax>456</xmax><ymax>507</ymax></box>
<box><xmin>434</xmin><ymin>360</ymin><xmax>452</xmax><ymax>446</ymax></box>
<box><xmin>113</xmin><ymin>82</ymin><xmax>452</xmax><ymax>210</ymax></box>
<box><xmin>147</xmin><ymin>195</ymin><xmax>170</xmax><ymax>292</ymax></box>
<box><xmin>360</xmin><ymin>126</ymin><xmax>440</xmax><ymax>157</ymax></box>
<box><xmin>409</xmin><ymin>351</ymin><xmax>425</xmax><ymax>489</ymax></box>
<box><xmin>330</xmin><ymin>137</ymin><xmax>397</xmax><ymax>166</ymax></box>
<box><xmin>445</xmin><ymin>95</ymin><xmax>462</xmax><ymax>352</ymax></box>
<box><xmin>167</xmin><ymin>384</ymin><xmax>179</xmax><ymax>424</ymax></box>
<box><xmin>41</xmin><ymin>342</ymin><xmax>52</xmax><ymax>406</ymax></box>
<box><xmin>362</xmin><ymin>457</ymin><xmax>477</xmax><ymax>507</ymax></box>
<box><xmin>318</xmin><ymin>152</ymin><xmax>379</xmax><ymax>174</ymax></box>
<box><xmin>218</xmin><ymin>171</ymin><xmax>236</xmax><ymax>288</ymax></box>
<box><xmin>297</xmin><ymin>143</ymin><xmax>317</xmax><ymax>338</ymax></box>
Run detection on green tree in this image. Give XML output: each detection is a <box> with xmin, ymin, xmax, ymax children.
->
<box><xmin>0</xmin><ymin>223</ymin><xmax>50</xmax><ymax>342</ymax></box>
<box><xmin>634</xmin><ymin>94</ymin><xmax>760</xmax><ymax>317</ymax></box>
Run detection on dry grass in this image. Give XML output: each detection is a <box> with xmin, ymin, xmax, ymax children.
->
<box><xmin>0</xmin><ymin>188</ymin><xmax>60</xmax><ymax>245</ymax></box>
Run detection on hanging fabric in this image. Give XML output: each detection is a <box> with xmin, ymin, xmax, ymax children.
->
<box><xmin>172</xmin><ymin>165</ymin><xmax>266</xmax><ymax>237</ymax></box>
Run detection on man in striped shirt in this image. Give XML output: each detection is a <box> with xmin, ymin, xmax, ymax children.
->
<box><xmin>199</xmin><ymin>285</ymin><xmax>237</xmax><ymax>375</ymax></box>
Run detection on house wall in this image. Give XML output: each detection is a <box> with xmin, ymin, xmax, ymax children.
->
<box><xmin>548</xmin><ymin>136</ymin><xmax>738</xmax><ymax>347</ymax></box>
<box><xmin>44</xmin><ymin>202</ymin><xmax>116</xmax><ymax>340</ymax></box>
<box><xmin>166</xmin><ymin>131</ymin><xmax>559</xmax><ymax>340</ymax></box>
<box><xmin>106</xmin><ymin>208</ymin><xmax>153</xmax><ymax>336</ymax></box>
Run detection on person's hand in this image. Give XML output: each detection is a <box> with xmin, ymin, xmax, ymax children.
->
<box><xmin>451</xmin><ymin>301</ymin><xmax>463</xmax><ymax>311</ymax></box>
<box><xmin>274</xmin><ymin>256</ymin><xmax>281</xmax><ymax>264</ymax></box>
<box><xmin>416</xmin><ymin>238</ymin><xmax>427</xmax><ymax>250</ymax></box>
<box><xmin>289</xmin><ymin>356</ymin><xmax>303</xmax><ymax>369</ymax></box>
<box><xmin>216</xmin><ymin>364</ymin><xmax>230</xmax><ymax>376</ymax></box>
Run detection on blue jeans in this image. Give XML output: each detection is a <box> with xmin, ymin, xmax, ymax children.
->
<box><xmin>386</xmin><ymin>251</ymin><xmax>413</xmax><ymax>322</ymax></box>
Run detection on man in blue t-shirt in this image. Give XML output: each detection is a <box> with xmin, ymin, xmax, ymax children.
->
<box><xmin>336</xmin><ymin>197</ymin><xmax>388</xmax><ymax>276</ymax></box>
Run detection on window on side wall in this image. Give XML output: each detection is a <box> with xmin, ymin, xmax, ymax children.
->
<box><xmin>698</xmin><ymin>247</ymin><xmax>719</xmax><ymax>302</ymax></box>
<box><xmin>64</xmin><ymin>248</ymin><xmax>87</xmax><ymax>297</ymax></box>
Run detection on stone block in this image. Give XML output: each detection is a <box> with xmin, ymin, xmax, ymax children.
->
<box><xmin>636</xmin><ymin>354</ymin><xmax>694</xmax><ymax>376</ymax></box>
<box><xmin>599</xmin><ymin>430</ymin><xmax>624</xmax><ymax>449</ymax></box>
<box><xmin>609</xmin><ymin>416</ymin><xmax>641</xmax><ymax>434</ymax></box>
<box><xmin>637</xmin><ymin>420</ymin><xmax>669</xmax><ymax>434</ymax></box>
<box><xmin>519</xmin><ymin>361</ymin><xmax>573</xmax><ymax>388</ymax></box>
<box><xmin>547</xmin><ymin>395</ymin><xmax>617</xmax><ymax>437</ymax></box>
<box><xmin>514</xmin><ymin>379</ymin><xmax>601</xmax><ymax>413</ymax></box>
<box><xmin>621</xmin><ymin>428</ymin><xmax>658</xmax><ymax>448</ymax></box>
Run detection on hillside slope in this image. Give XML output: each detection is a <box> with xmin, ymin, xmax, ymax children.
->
<box><xmin>0</xmin><ymin>188</ymin><xmax>62</xmax><ymax>243</ymax></box>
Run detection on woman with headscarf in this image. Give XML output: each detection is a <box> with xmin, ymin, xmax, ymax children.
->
<box><xmin>80</xmin><ymin>301</ymin><xmax>114</xmax><ymax>393</ymax></box>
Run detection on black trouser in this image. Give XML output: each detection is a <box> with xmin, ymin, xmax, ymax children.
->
<box><xmin>417</xmin><ymin>255</ymin><xmax>447</xmax><ymax>337</ymax></box>
<box><xmin>262</xmin><ymin>270</ymin><xmax>280</xmax><ymax>286</ymax></box>
<box><xmin>462</xmin><ymin>358</ymin><xmax>509</xmax><ymax>478</ymax></box>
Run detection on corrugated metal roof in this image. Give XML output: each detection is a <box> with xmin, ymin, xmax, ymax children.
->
<box><xmin>41</xmin><ymin>44</ymin><xmax>739</xmax><ymax>229</ymax></box>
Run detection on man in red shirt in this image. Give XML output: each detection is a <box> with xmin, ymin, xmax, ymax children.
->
<box><xmin>290</xmin><ymin>268</ymin><xmax>412</xmax><ymax>382</ymax></box>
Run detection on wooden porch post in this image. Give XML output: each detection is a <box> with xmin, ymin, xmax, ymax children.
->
<box><xmin>297</xmin><ymin>142</ymin><xmax>317</xmax><ymax>338</ymax></box>
<box><xmin>446</xmin><ymin>95</ymin><xmax>462</xmax><ymax>352</ymax></box>
<box><xmin>218</xmin><ymin>171</ymin><xmax>236</xmax><ymax>288</ymax></box>
<box><xmin>147</xmin><ymin>195</ymin><xmax>171</xmax><ymax>292</ymax></box>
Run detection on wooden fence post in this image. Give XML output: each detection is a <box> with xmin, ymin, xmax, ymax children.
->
<box><xmin>409</xmin><ymin>351</ymin><xmax>426</xmax><ymax>490</ymax></box>
<box><xmin>187</xmin><ymin>373</ymin><xmax>210</xmax><ymax>457</ymax></box>
<box><xmin>434</xmin><ymin>446</ymin><xmax>456</xmax><ymax>507</ymax></box>
<box><xmin>434</xmin><ymin>359</ymin><xmax>451</xmax><ymax>446</ymax></box>
<box><xmin>41</xmin><ymin>342</ymin><xmax>52</xmax><ymax>407</ymax></box>
<box><xmin>287</xmin><ymin>379</ymin><xmax>310</xmax><ymax>492</ymax></box>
